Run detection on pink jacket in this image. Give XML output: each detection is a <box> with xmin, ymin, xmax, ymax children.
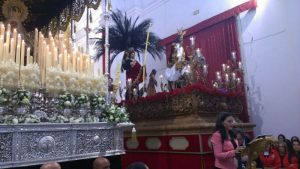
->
<box><xmin>211</xmin><ymin>131</ymin><xmax>237</xmax><ymax>169</ymax></box>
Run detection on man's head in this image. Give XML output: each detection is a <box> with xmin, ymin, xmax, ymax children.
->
<box><xmin>40</xmin><ymin>162</ymin><xmax>61</xmax><ymax>169</ymax></box>
<box><xmin>93</xmin><ymin>157</ymin><xmax>110</xmax><ymax>169</ymax></box>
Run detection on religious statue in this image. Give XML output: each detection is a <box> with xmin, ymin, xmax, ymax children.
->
<box><xmin>165</xmin><ymin>28</ymin><xmax>188</xmax><ymax>90</ymax></box>
<box><xmin>146</xmin><ymin>69</ymin><xmax>157</xmax><ymax>96</ymax></box>
<box><xmin>122</xmin><ymin>48</ymin><xmax>145</xmax><ymax>100</ymax></box>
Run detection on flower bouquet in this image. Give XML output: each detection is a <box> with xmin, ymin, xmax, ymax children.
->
<box><xmin>90</xmin><ymin>94</ymin><xmax>106</xmax><ymax>116</ymax></box>
<box><xmin>58</xmin><ymin>92</ymin><xmax>74</xmax><ymax>117</ymax></box>
<box><xmin>11</xmin><ymin>89</ymin><xmax>31</xmax><ymax>115</ymax></box>
<box><xmin>103</xmin><ymin>104</ymin><xmax>129</xmax><ymax>123</ymax></box>
<box><xmin>75</xmin><ymin>94</ymin><xmax>90</xmax><ymax>116</ymax></box>
<box><xmin>0</xmin><ymin>87</ymin><xmax>9</xmax><ymax>115</ymax></box>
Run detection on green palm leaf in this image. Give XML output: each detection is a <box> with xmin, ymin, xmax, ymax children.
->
<box><xmin>94</xmin><ymin>9</ymin><xmax>164</xmax><ymax>67</ymax></box>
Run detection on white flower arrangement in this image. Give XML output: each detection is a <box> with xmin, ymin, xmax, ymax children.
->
<box><xmin>21</xmin><ymin>63</ymin><xmax>40</xmax><ymax>91</ymax></box>
<box><xmin>103</xmin><ymin>104</ymin><xmax>129</xmax><ymax>123</ymax></box>
<box><xmin>0</xmin><ymin>87</ymin><xmax>9</xmax><ymax>106</ymax></box>
<box><xmin>11</xmin><ymin>89</ymin><xmax>31</xmax><ymax>106</ymax></box>
<box><xmin>46</xmin><ymin>67</ymin><xmax>66</xmax><ymax>94</ymax></box>
<box><xmin>90</xmin><ymin>94</ymin><xmax>106</xmax><ymax>110</ymax></box>
<box><xmin>75</xmin><ymin>94</ymin><xmax>90</xmax><ymax>109</ymax></box>
<box><xmin>0</xmin><ymin>60</ymin><xmax>19</xmax><ymax>89</ymax></box>
<box><xmin>58</xmin><ymin>92</ymin><xmax>74</xmax><ymax>109</ymax></box>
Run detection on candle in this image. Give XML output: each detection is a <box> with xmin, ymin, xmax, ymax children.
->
<box><xmin>0</xmin><ymin>23</ymin><xmax>4</xmax><ymax>37</ymax></box>
<box><xmin>133</xmin><ymin>88</ymin><xmax>137</xmax><ymax>95</ymax></box>
<box><xmin>225</xmin><ymin>73</ymin><xmax>229</xmax><ymax>83</ymax></box>
<box><xmin>203</xmin><ymin>64</ymin><xmax>208</xmax><ymax>75</ymax></box>
<box><xmin>238</xmin><ymin>62</ymin><xmax>242</xmax><ymax>70</ymax></box>
<box><xmin>222</xmin><ymin>64</ymin><xmax>226</xmax><ymax>72</ymax></box>
<box><xmin>5</xmin><ymin>31</ymin><xmax>10</xmax><ymax>55</ymax></box>
<box><xmin>237</xmin><ymin>78</ymin><xmax>241</xmax><ymax>85</ymax></box>
<box><xmin>16</xmin><ymin>45</ymin><xmax>20</xmax><ymax>65</ymax></box>
<box><xmin>190</xmin><ymin>36</ymin><xmax>195</xmax><ymax>47</ymax></box>
<box><xmin>20</xmin><ymin>40</ymin><xmax>25</xmax><ymax>66</ymax></box>
<box><xmin>12</xmin><ymin>29</ymin><xmax>17</xmax><ymax>60</ymax></box>
<box><xmin>196</xmin><ymin>48</ymin><xmax>200</xmax><ymax>57</ymax></box>
<box><xmin>0</xmin><ymin>35</ymin><xmax>3</xmax><ymax>61</ymax></box>
<box><xmin>226</xmin><ymin>65</ymin><xmax>230</xmax><ymax>72</ymax></box>
<box><xmin>159</xmin><ymin>74</ymin><xmax>163</xmax><ymax>83</ymax></box>
<box><xmin>118</xmin><ymin>81</ymin><xmax>121</xmax><ymax>88</ymax></box>
<box><xmin>58</xmin><ymin>54</ymin><xmax>62</xmax><ymax>70</ymax></box>
<box><xmin>26</xmin><ymin>47</ymin><xmax>30</xmax><ymax>65</ymax></box>
<box><xmin>231</xmin><ymin>51</ymin><xmax>236</xmax><ymax>62</ymax></box>
<box><xmin>77</xmin><ymin>56</ymin><xmax>80</xmax><ymax>72</ymax></box>
<box><xmin>5</xmin><ymin>24</ymin><xmax>10</xmax><ymax>44</ymax></box>
<box><xmin>216</xmin><ymin>71</ymin><xmax>221</xmax><ymax>81</ymax></box>
<box><xmin>10</xmin><ymin>38</ymin><xmax>14</xmax><ymax>61</ymax></box>
<box><xmin>34</xmin><ymin>28</ymin><xmax>38</xmax><ymax>62</ymax></box>
<box><xmin>127</xmin><ymin>78</ymin><xmax>132</xmax><ymax>86</ymax></box>
<box><xmin>232</xmin><ymin>72</ymin><xmax>236</xmax><ymax>80</ymax></box>
<box><xmin>3</xmin><ymin>43</ymin><xmax>7</xmax><ymax>61</ymax></box>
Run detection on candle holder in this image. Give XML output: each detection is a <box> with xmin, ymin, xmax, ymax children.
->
<box><xmin>212</xmin><ymin>51</ymin><xmax>243</xmax><ymax>92</ymax></box>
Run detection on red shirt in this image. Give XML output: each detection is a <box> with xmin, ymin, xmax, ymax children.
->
<box><xmin>259</xmin><ymin>149</ymin><xmax>281</xmax><ymax>169</ymax></box>
<box><xmin>283</xmin><ymin>154</ymin><xmax>299</xmax><ymax>169</ymax></box>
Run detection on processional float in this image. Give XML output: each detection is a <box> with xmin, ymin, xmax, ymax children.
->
<box><xmin>0</xmin><ymin>0</ymin><xmax>133</xmax><ymax>168</ymax></box>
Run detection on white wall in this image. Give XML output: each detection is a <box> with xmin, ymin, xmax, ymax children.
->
<box><xmin>238</xmin><ymin>0</ymin><xmax>300</xmax><ymax>138</ymax></box>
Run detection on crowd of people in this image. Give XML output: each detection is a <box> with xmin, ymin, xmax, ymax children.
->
<box><xmin>211</xmin><ymin>112</ymin><xmax>300</xmax><ymax>169</ymax></box>
<box><xmin>39</xmin><ymin>157</ymin><xmax>149</xmax><ymax>169</ymax></box>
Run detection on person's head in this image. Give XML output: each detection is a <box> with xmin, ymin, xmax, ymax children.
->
<box><xmin>235</xmin><ymin>129</ymin><xmax>245</xmax><ymax>146</ymax></box>
<box><xmin>214</xmin><ymin>112</ymin><xmax>235</xmax><ymax>132</ymax></box>
<box><xmin>108</xmin><ymin>77</ymin><xmax>113</xmax><ymax>84</ymax></box>
<box><xmin>93</xmin><ymin>157</ymin><xmax>110</xmax><ymax>169</ymax></box>
<box><xmin>292</xmin><ymin>140</ymin><xmax>300</xmax><ymax>153</ymax></box>
<box><xmin>264</xmin><ymin>143</ymin><xmax>272</xmax><ymax>153</ymax></box>
<box><xmin>127</xmin><ymin>162</ymin><xmax>149</xmax><ymax>169</ymax></box>
<box><xmin>278</xmin><ymin>134</ymin><xmax>286</xmax><ymax>143</ymax></box>
<box><xmin>278</xmin><ymin>142</ymin><xmax>287</xmax><ymax>155</ymax></box>
<box><xmin>40</xmin><ymin>162</ymin><xmax>61</xmax><ymax>169</ymax></box>
<box><xmin>127</xmin><ymin>48</ymin><xmax>135</xmax><ymax>58</ymax></box>
<box><xmin>291</xmin><ymin>136</ymin><xmax>300</xmax><ymax>142</ymax></box>
<box><xmin>150</xmin><ymin>69</ymin><xmax>156</xmax><ymax>76</ymax></box>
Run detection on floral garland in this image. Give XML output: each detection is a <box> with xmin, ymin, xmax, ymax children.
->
<box><xmin>124</xmin><ymin>83</ymin><xmax>243</xmax><ymax>106</ymax></box>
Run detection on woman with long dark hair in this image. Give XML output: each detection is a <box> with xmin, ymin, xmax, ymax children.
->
<box><xmin>211</xmin><ymin>112</ymin><xmax>241</xmax><ymax>169</ymax></box>
<box><xmin>283</xmin><ymin>140</ymin><xmax>300</xmax><ymax>169</ymax></box>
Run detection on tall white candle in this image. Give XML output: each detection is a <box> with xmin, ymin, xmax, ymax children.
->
<box><xmin>3</xmin><ymin>43</ymin><xmax>7</xmax><ymax>61</ymax></box>
<box><xmin>10</xmin><ymin>38</ymin><xmax>14</xmax><ymax>61</ymax></box>
<box><xmin>20</xmin><ymin>40</ymin><xmax>25</xmax><ymax>65</ymax></box>
<box><xmin>16</xmin><ymin>45</ymin><xmax>20</xmax><ymax>65</ymax></box>
<box><xmin>0</xmin><ymin>24</ymin><xmax>4</xmax><ymax>37</ymax></box>
<box><xmin>26</xmin><ymin>47</ymin><xmax>30</xmax><ymax>65</ymax></box>
<box><xmin>0</xmin><ymin>35</ymin><xmax>3</xmax><ymax>61</ymax></box>
<box><xmin>34</xmin><ymin>28</ymin><xmax>38</xmax><ymax>62</ymax></box>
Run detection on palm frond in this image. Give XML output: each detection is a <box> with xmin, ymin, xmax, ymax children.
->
<box><xmin>94</xmin><ymin>9</ymin><xmax>165</xmax><ymax>68</ymax></box>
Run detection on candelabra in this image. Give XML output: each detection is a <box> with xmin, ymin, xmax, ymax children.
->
<box><xmin>213</xmin><ymin>51</ymin><xmax>243</xmax><ymax>92</ymax></box>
